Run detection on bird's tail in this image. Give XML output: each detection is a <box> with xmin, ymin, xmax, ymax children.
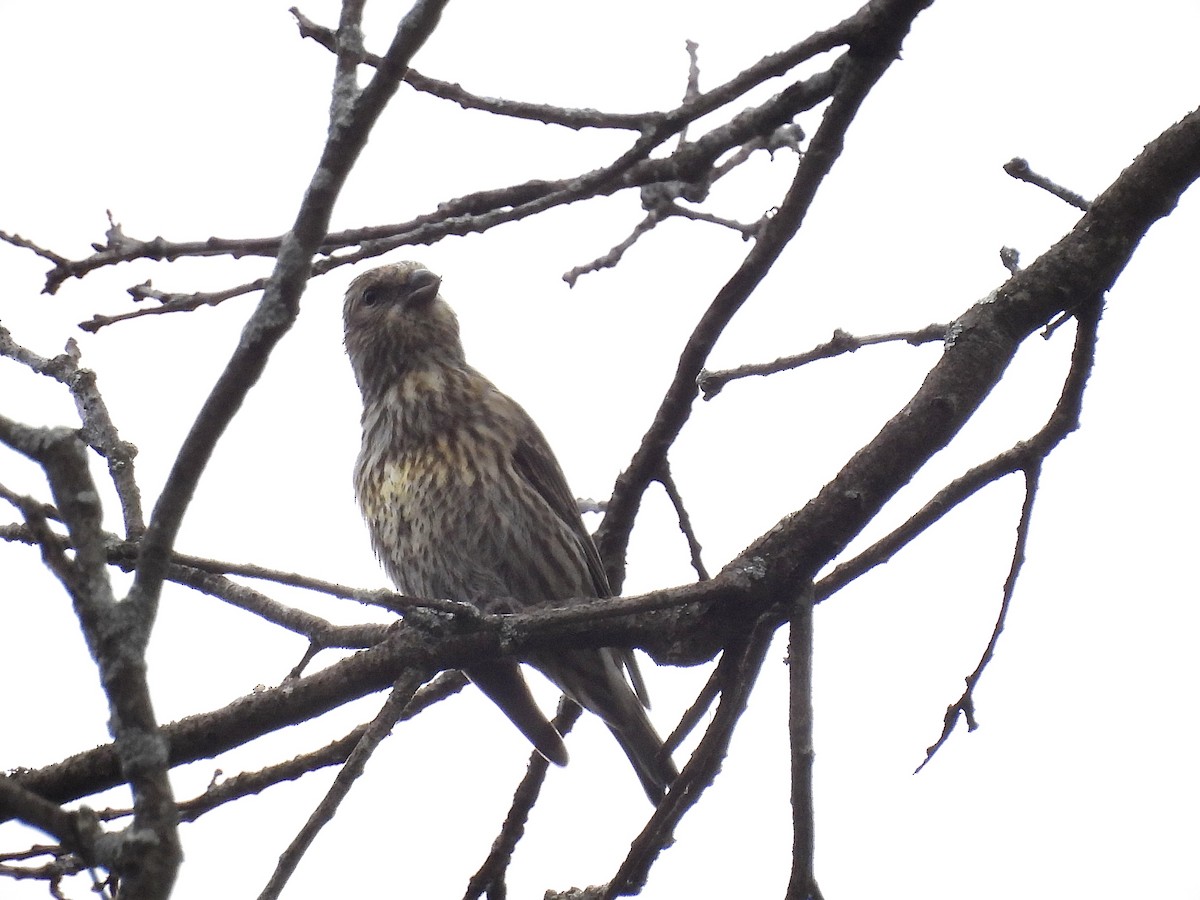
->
<box><xmin>534</xmin><ymin>648</ymin><xmax>678</xmax><ymax>804</ymax></box>
<box><xmin>467</xmin><ymin>660</ymin><xmax>569</xmax><ymax>766</ymax></box>
<box><xmin>605</xmin><ymin>706</ymin><xmax>679</xmax><ymax>804</ymax></box>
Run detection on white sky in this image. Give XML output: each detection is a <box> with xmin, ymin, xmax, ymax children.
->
<box><xmin>2</xmin><ymin>1</ymin><xmax>1199</xmax><ymax>898</ymax></box>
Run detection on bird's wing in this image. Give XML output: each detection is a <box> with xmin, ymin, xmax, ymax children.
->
<box><xmin>509</xmin><ymin>416</ymin><xmax>612</xmax><ymax>600</ymax></box>
<box><xmin>509</xmin><ymin>408</ymin><xmax>654</xmax><ymax>709</ymax></box>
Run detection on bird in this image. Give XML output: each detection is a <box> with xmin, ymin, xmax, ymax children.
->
<box><xmin>343</xmin><ymin>261</ymin><xmax>677</xmax><ymax>803</ymax></box>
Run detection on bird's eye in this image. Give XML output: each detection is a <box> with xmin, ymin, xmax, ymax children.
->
<box><xmin>360</xmin><ymin>286</ymin><xmax>385</xmax><ymax>308</ymax></box>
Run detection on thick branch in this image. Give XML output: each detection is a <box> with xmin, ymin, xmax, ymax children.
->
<box><xmin>0</xmin><ymin>420</ymin><xmax>178</xmax><ymax>896</ymax></box>
<box><xmin>4</xmin><ymin>578</ymin><xmax>733</xmax><ymax>814</ymax></box>
<box><xmin>130</xmin><ymin>0</ymin><xmax>450</xmax><ymax>624</ymax></box>
<box><xmin>596</xmin><ymin>0</ymin><xmax>935</xmax><ymax>590</ymax></box>
<box><xmin>718</xmin><ymin>105</ymin><xmax>1200</xmax><ymax>621</ymax></box>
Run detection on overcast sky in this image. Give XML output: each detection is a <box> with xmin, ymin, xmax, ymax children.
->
<box><xmin>2</xmin><ymin>1</ymin><xmax>1199</xmax><ymax>898</ymax></box>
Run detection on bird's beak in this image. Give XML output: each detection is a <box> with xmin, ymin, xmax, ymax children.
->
<box><xmin>405</xmin><ymin>269</ymin><xmax>442</xmax><ymax>306</ymax></box>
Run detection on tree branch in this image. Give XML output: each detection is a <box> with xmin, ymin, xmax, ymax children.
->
<box><xmin>717</xmin><ymin>105</ymin><xmax>1200</xmax><ymax>629</ymax></box>
<box><xmin>698</xmin><ymin>323</ymin><xmax>948</xmax><ymax>400</ymax></box>
<box><xmin>464</xmin><ymin>699</ymin><xmax>583</xmax><ymax>899</ymax></box>
<box><xmin>129</xmin><ymin>0</ymin><xmax>450</xmax><ymax>631</ymax></box>
<box><xmin>600</xmin><ymin>615</ymin><xmax>777</xmax><ymax>897</ymax></box>
<box><xmin>786</xmin><ymin>583</ymin><xmax>821</xmax><ymax>900</ymax></box>
<box><xmin>597</xmin><ymin>0</ymin><xmax>936</xmax><ymax>590</ymax></box>
<box><xmin>258</xmin><ymin>668</ymin><xmax>428</xmax><ymax>900</ymax></box>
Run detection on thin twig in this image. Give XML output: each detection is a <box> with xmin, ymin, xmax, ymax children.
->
<box><xmin>80</xmin><ymin>279</ymin><xmax>268</xmax><ymax>333</ymax></box>
<box><xmin>660</xmin><ymin>665</ymin><xmax>722</xmax><ymax>759</ymax></box>
<box><xmin>2</xmin><ymin>514</ymin><xmax>719</xmax><ymax>646</ymax></box>
<box><xmin>0</xmin><ymin>327</ymin><xmax>143</xmax><ymax>535</ymax></box>
<box><xmin>0</xmin><ymin>484</ymin><xmax>75</xmax><ymax>589</ymax></box>
<box><xmin>816</xmin><ymin>295</ymin><xmax>1102</xmax><ymax>605</ymax></box>
<box><xmin>564</xmin><ymin>117</ymin><xmax>806</xmax><ymax>286</ymax></box>
<box><xmin>290</xmin><ymin>6</ymin><xmax>656</xmax><ymax>131</ymax></box>
<box><xmin>656</xmin><ymin>463</ymin><xmax>709</xmax><ymax>580</ymax></box>
<box><xmin>143</xmin><ymin>671</ymin><xmax>462</xmax><ymax>824</ymax></box>
<box><xmin>699</xmin><ymin>323</ymin><xmax>947</xmax><ymax>400</ymax></box>
<box><xmin>2</xmin><ymin>520</ymin><xmax>393</xmax><ymax>646</ymax></box>
<box><xmin>1003</xmin><ymin>157</ymin><xmax>1092</xmax><ymax>211</ymax></box>
<box><xmin>27</xmin><ymin>26</ymin><xmax>845</xmax><ymax>309</ymax></box>
<box><xmin>909</xmin><ymin>297</ymin><xmax>1103</xmax><ymax>768</ymax></box>
<box><xmin>165</xmin><ymin>564</ymin><xmax>389</xmax><ymax>649</ymax></box>
<box><xmin>915</xmin><ymin>462</ymin><xmax>1041</xmax><ymax>772</ymax></box>
<box><xmin>294</xmin><ymin>4</ymin><xmax>850</xmax><ymax>136</ymax></box>
<box><xmin>0</xmin><ymin>852</ymin><xmax>89</xmax><ymax>889</ymax></box>
<box><xmin>257</xmin><ymin>668</ymin><xmax>428</xmax><ymax>900</ymax></box>
<box><xmin>563</xmin><ymin>211</ymin><xmax>665</xmax><ymax>286</ymax></box>
<box><xmin>668</xmin><ymin>204</ymin><xmax>761</xmax><ymax>238</ymax></box>
<box><xmin>677</xmin><ymin>40</ymin><xmax>703</xmax><ymax>147</ymax></box>
<box><xmin>0</xmin><ymin>230</ymin><xmax>69</xmax><ymax>265</ymax></box>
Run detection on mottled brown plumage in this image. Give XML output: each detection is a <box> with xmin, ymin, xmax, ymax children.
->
<box><xmin>344</xmin><ymin>261</ymin><xmax>676</xmax><ymax>802</ymax></box>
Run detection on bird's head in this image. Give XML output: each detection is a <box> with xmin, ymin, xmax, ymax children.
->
<box><xmin>343</xmin><ymin>262</ymin><xmax>465</xmax><ymax>391</ymax></box>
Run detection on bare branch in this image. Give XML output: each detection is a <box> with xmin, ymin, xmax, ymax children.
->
<box><xmin>0</xmin><ymin>851</ymin><xmax>91</xmax><ymax>893</ymax></box>
<box><xmin>786</xmin><ymin>583</ymin><xmax>821</xmax><ymax>900</ymax></box>
<box><xmin>666</xmin><ymin>203</ymin><xmax>762</xmax><ymax>238</ymax></box>
<box><xmin>698</xmin><ymin>323</ymin><xmax>948</xmax><ymax>400</ymax></box>
<box><xmin>0</xmin><ymin>778</ymin><xmax>86</xmax><ymax>854</ymax></box>
<box><xmin>720</xmin><ymin>105</ymin><xmax>1200</xmax><ymax>636</ymax></box>
<box><xmin>676</xmin><ymin>39</ymin><xmax>703</xmax><ymax>147</ymax></box>
<box><xmin>291</xmin><ymin>6</ymin><xmax>655</xmax><ymax>131</ymax></box>
<box><xmin>177</xmin><ymin>672</ymin><xmax>465</xmax><ymax>823</ymax></box>
<box><xmin>916</xmin><ymin>461</ymin><xmax>1042</xmax><ymax>772</ymax></box>
<box><xmin>3</xmin><ymin>576</ymin><xmax>737</xmax><ymax>817</ymax></box>
<box><xmin>0</xmin><ymin>229</ymin><xmax>70</xmax><ymax>265</ymax></box>
<box><xmin>164</xmin><ymin>564</ymin><xmax>389</xmax><ymax>649</ymax></box>
<box><xmin>258</xmin><ymin>669</ymin><xmax>427</xmax><ymax>900</ymax></box>
<box><xmin>80</xmin><ymin>278</ymin><xmax>268</xmax><ymax>333</ymax></box>
<box><xmin>661</xmin><ymin>664</ymin><xmax>722</xmax><ymax>759</ymax></box>
<box><xmin>597</xmin><ymin>1</ymin><xmax>931</xmax><ymax>591</ymax></box>
<box><xmin>816</xmin><ymin>293</ymin><xmax>1102</xmax><ymax>605</ymax></box>
<box><xmin>656</xmin><ymin>463</ymin><xmax>710</xmax><ymax>581</ymax></box>
<box><xmin>0</xmin><ymin>326</ymin><xmax>144</xmax><ymax>535</ymax></box>
<box><xmin>563</xmin><ymin>118</ymin><xmax>805</xmax><ymax>287</ymax></box>
<box><xmin>0</xmin><ymin>417</ymin><xmax>179</xmax><ymax>894</ymax></box>
<box><xmin>1004</xmin><ymin>157</ymin><xmax>1092</xmax><ymax>211</ymax></box>
<box><xmin>0</xmin><ymin>483</ymin><xmax>75</xmax><ymax>590</ymax></box>
<box><xmin>563</xmin><ymin>211</ymin><xmax>666</xmax><ymax>287</ymax></box>
<box><xmin>22</xmin><ymin>19</ymin><xmax>845</xmax><ymax>310</ymax></box>
<box><xmin>130</xmin><ymin>0</ymin><xmax>451</xmax><ymax>621</ymax></box>
<box><xmin>65</xmin><ymin>64</ymin><xmax>832</xmax><ymax>328</ymax></box>
<box><xmin>600</xmin><ymin>616</ymin><xmax>776</xmax><ymax>897</ymax></box>
<box><xmin>465</xmin><ymin>699</ymin><xmax>583</xmax><ymax>899</ymax></box>
<box><xmin>3</xmin><ymin>517</ymin><xmax>495</xmax><ymax>624</ymax></box>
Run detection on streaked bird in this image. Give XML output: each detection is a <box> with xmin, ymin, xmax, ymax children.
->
<box><xmin>344</xmin><ymin>261</ymin><xmax>677</xmax><ymax>803</ymax></box>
